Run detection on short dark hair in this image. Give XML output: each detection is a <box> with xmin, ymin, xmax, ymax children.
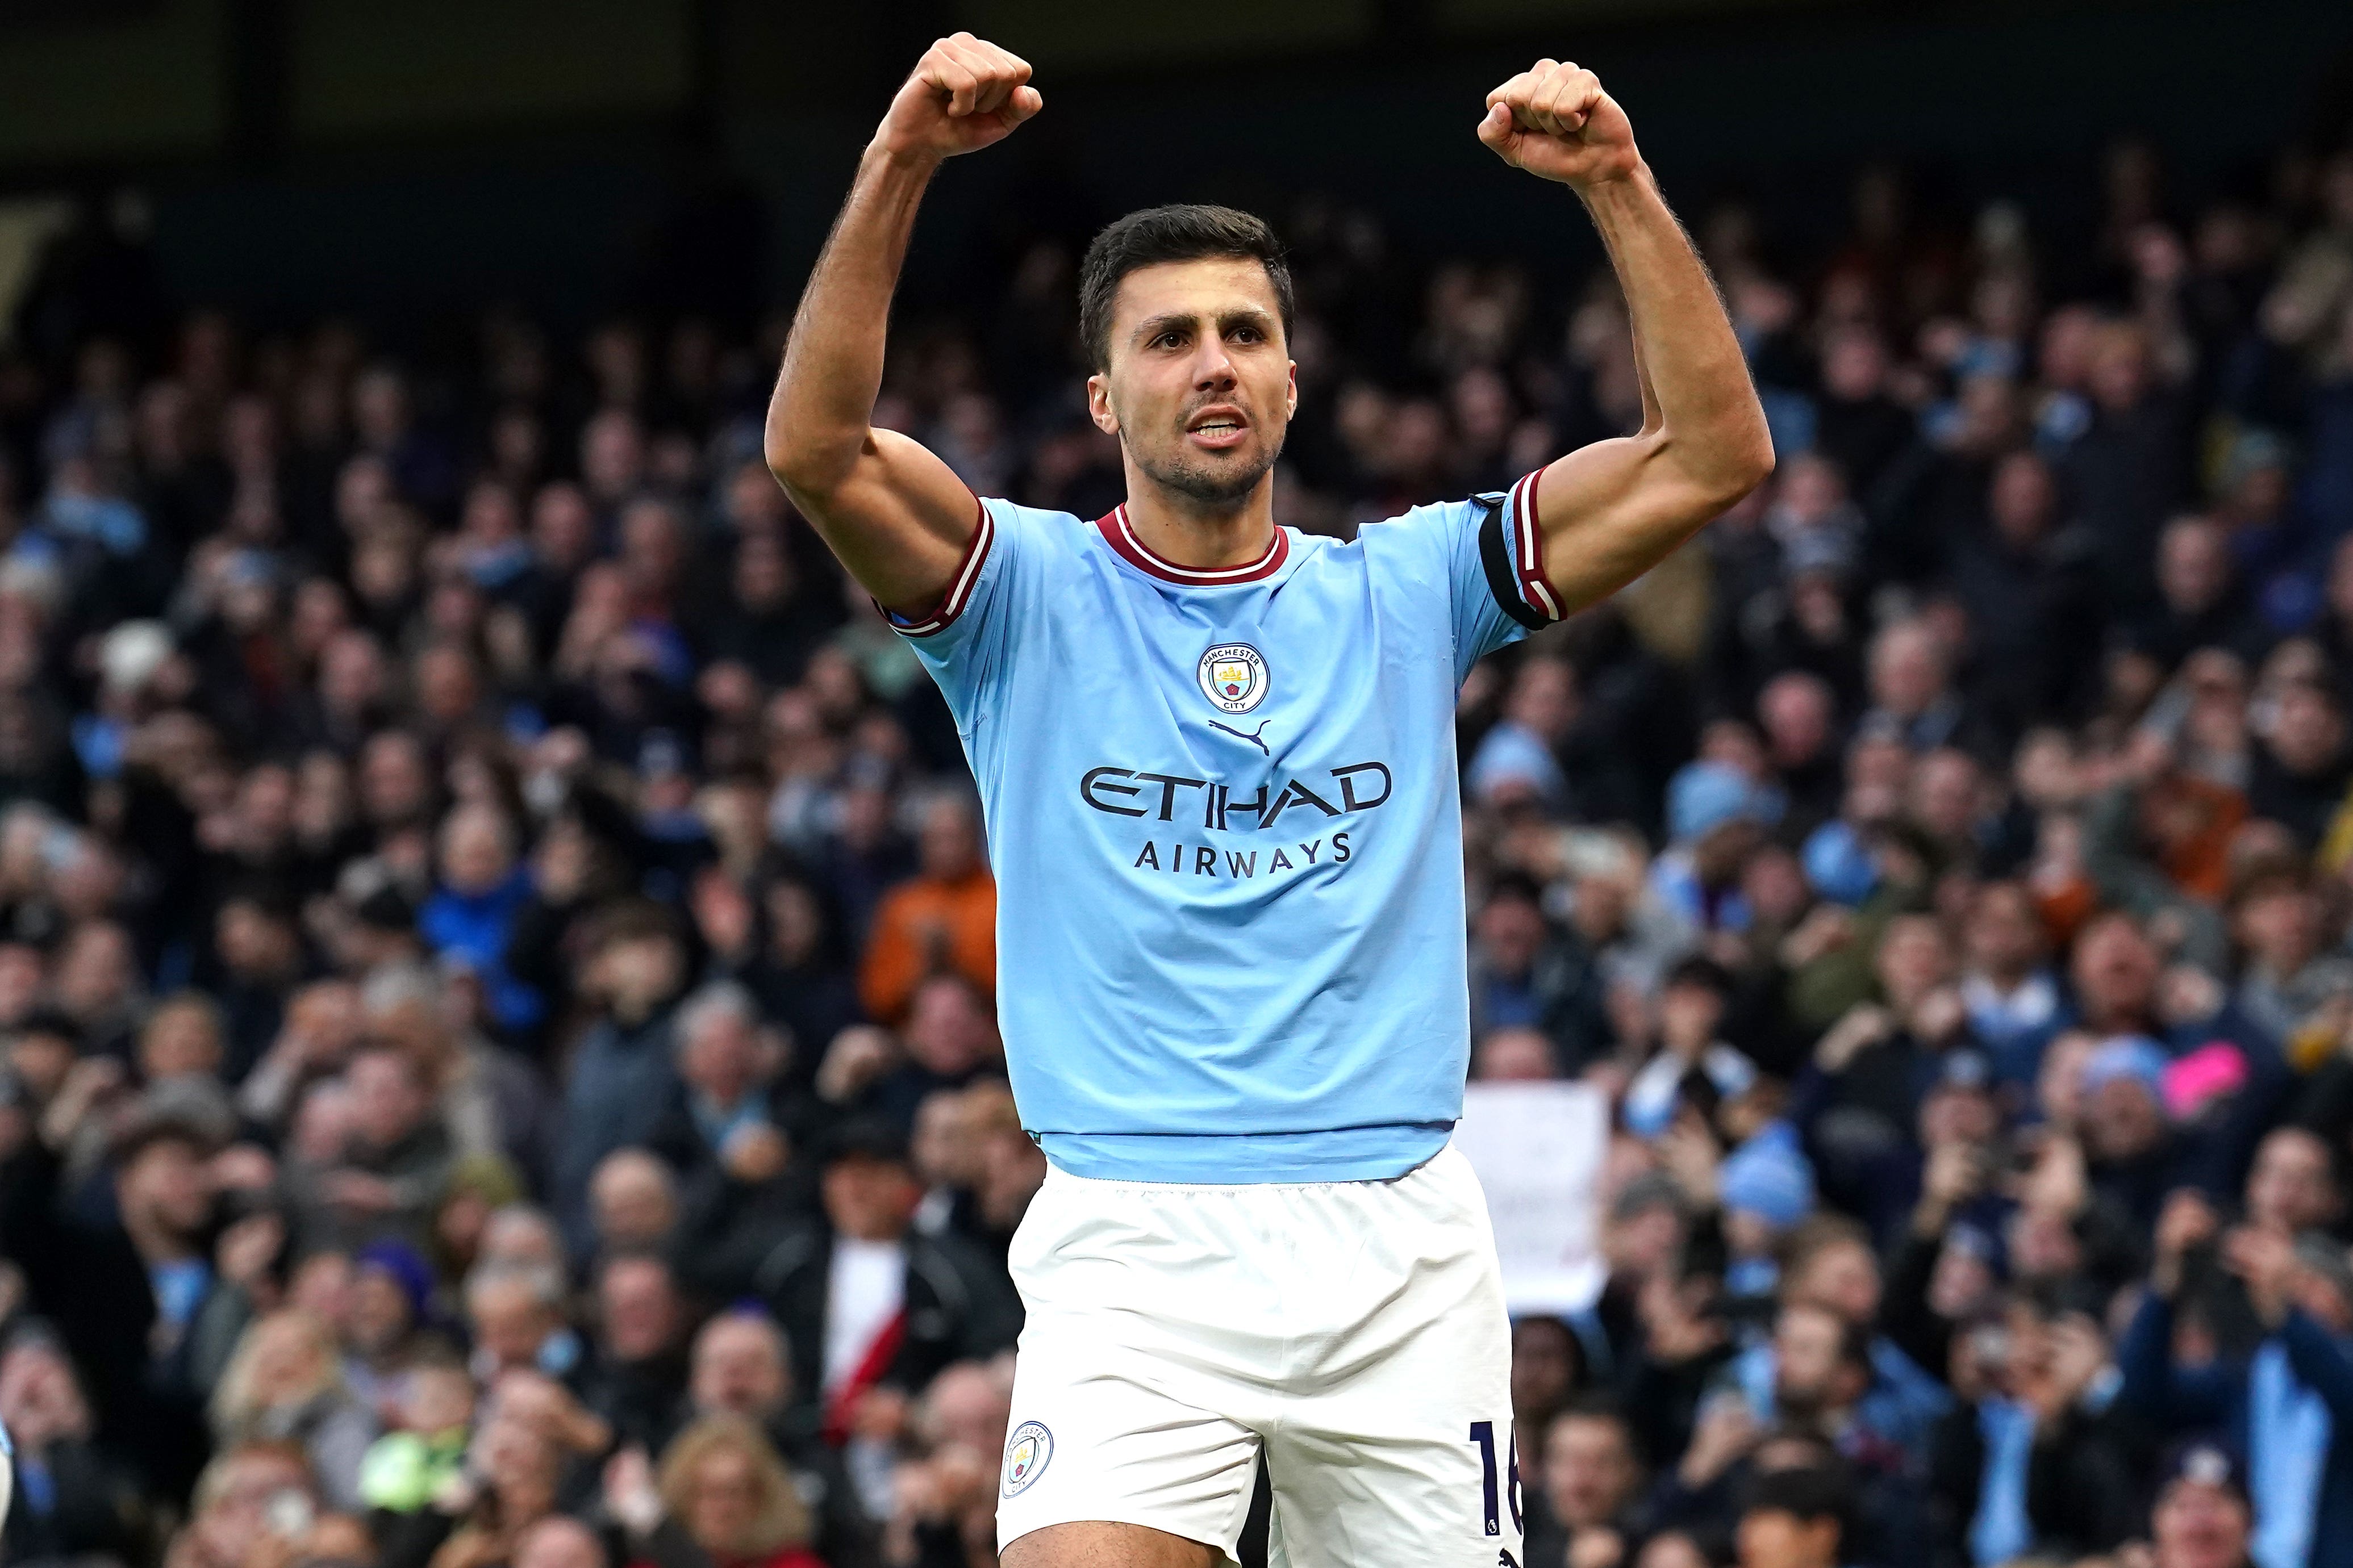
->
<box><xmin>583</xmin><ymin>897</ymin><xmax>685</xmax><ymax>957</ymax></box>
<box><xmin>1778</xmin><ymin>1212</ymin><xmax>1872</xmax><ymax>1284</ymax></box>
<box><xmin>1549</xmin><ymin>1394</ymin><xmax>1637</xmax><ymax>1452</ymax></box>
<box><xmin>1078</xmin><ymin>204</ymin><xmax>1294</xmax><ymax>372</ymax></box>
<box><xmin>109</xmin><ymin>1109</ymin><xmax>222</xmax><ymax>1169</ymax></box>
<box><xmin>1662</xmin><ymin>953</ymin><xmax>1733</xmax><ymax>999</ymax></box>
<box><xmin>1741</xmin><ymin>1462</ymin><xmax>1853</xmax><ymax>1537</ymax></box>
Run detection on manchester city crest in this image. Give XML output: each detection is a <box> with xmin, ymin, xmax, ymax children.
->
<box><xmin>1198</xmin><ymin>643</ymin><xmax>1269</xmax><ymax>714</ymax></box>
<box><xmin>1002</xmin><ymin>1419</ymin><xmax>1054</xmax><ymax>1496</ymax></box>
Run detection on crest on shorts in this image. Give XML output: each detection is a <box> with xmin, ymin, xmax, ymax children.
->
<box><xmin>1002</xmin><ymin>1419</ymin><xmax>1054</xmax><ymax>1497</ymax></box>
<box><xmin>1198</xmin><ymin>643</ymin><xmax>1269</xmax><ymax>714</ymax></box>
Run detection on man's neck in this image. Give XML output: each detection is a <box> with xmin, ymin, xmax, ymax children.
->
<box><xmin>124</xmin><ymin>1213</ymin><xmax>195</xmax><ymax>1268</ymax></box>
<box><xmin>1121</xmin><ymin>469</ymin><xmax>1278</xmax><ymax>571</ymax></box>
<box><xmin>837</xmin><ymin>1227</ymin><xmax>908</xmax><ymax>1249</ymax></box>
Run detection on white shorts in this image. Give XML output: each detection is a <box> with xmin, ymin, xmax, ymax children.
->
<box><xmin>996</xmin><ymin>1143</ymin><xmax>1521</xmax><ymax>1567</ymax></box>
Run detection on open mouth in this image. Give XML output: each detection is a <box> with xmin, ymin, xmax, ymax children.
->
<box><xmin>1186</xmin><ymin>407</ymin><xmax>1249</xmax><ymax>450</ymax></box>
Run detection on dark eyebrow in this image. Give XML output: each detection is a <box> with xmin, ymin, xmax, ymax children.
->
<box><xmin>1133</xmin><ymin>308</ymin><xmax>1276</xmax><ymax>344</ymax></box>
<box><xmin>1133</xmin><ymin>312</ymin><xmax>1198</xmax><ymax>344</ymax></box>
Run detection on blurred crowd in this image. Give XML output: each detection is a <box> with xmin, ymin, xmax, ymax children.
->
<box><xmin>4</xmin><ymin>125</ymin><xmax>2353</xmax><ymax>1568</ymax></box>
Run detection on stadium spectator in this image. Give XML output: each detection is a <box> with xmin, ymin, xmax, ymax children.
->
<box><xmin>0</xmin><ymin>1329</ymin><xmax>140</xmax><ymax>1563</ymax></box>
<box><xmin>855</xmin><ymin>793</ymin><xmax>995</xmax><ymax>1027</ymax></box>
<box><xmin>1524</xmin><ymin>1396</ymin><xmax>1648</xmax><ymax>1568</ymax></box>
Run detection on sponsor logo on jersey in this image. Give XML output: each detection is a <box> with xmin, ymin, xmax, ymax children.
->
<box><xmin>1198</xmin><ymin>643</ymin><xmax>1269</xmax><ymax>713</ymax></box>
<box><xmin>1002</xmin><ymin>1419</ymin><xmax>1054</xmax><ymax>1497</ymax></box>
<box><xmin>1080</xmin><ymin>761</ymin><xmax>1391</xmax><ymax>830</ymax></box>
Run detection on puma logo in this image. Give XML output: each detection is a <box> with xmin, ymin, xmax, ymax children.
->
<box><xmin>1498</xmin><ymin>1551</ymin><xmax>1522</xmax><ymax>1568</ymax></box>
<box><xmin>1208</xmin><ymin>718</ymin><xmax>1271</xmax><ymax>754</ymax></box>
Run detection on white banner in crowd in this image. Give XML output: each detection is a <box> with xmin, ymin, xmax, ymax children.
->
<box><xmin>1455</xmin><ymin>1081</ymin><xmax>1610</xmax><ymax>1316</ymax></box>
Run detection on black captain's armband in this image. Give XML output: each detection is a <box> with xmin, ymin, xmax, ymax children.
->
<box><xmin>1475</xmin><ymin>492</ymin><xmax>1547</xmax><ymax>633</ymax></box>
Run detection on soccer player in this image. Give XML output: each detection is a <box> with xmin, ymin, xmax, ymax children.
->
<box><xmin>765</xmin><ymin>33</ymin><xmax>1771</xmax><ymax>1568</ymax></box>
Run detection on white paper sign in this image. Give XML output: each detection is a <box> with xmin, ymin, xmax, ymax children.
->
<box><xmin>1454</xmin><ymin>1081</ymin><xmax>1609</xmax><ymax>1316</ymax></box>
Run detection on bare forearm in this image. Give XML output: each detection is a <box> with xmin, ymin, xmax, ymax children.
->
<box><xmin>1580</xmin><ymin>166</ymin><xmax>1768</xmax><ymax>488</ymax></box>
<box><xmin>765</xmin><ymin>145</ymin><xmax>938</xmax><ymax>491</ymax></box>
<box><xmin>1585</xmin><ymin>202</ymin><xmax>1664</xmax><ymax>433</ymax></box>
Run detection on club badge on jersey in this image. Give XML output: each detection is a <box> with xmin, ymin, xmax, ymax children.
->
<box><xmin>1196</xmin><ymin>643</ymin><xmax>1269</xmax><ymax>713</ymax></box>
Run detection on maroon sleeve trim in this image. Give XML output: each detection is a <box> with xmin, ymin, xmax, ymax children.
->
<box><xmin>878</xmin><ymin>494</ymin><xmax>995</xmax><ymax>638</ymax></box>
<box><xmin>1512</xmin><ymin>469</ymin><xmax>1565</xmax><ymax>622</ymax></box>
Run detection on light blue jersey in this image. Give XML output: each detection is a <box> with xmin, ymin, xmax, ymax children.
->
<box><xmin>892</xmin><ymin>471</ymin><xmax>1563</xmax><ymax>1182</ymax></box>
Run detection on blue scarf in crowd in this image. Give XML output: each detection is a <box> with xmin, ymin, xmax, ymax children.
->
<box><xmin>1971</xmin><ymin>1396</ymin><xmax>2036</xmax><ymax>1568</ymax></box>
<box><xmin>2250</xmin><ymin>1339</ymin><xmax>2332</xmax><ymax>1568</ymax></box>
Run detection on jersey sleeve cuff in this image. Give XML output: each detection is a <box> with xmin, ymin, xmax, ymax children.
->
<box><xmin>878</xmin><ymin>494</ymin><xmax>995</xmax><ymax>638</ymax></box>
<box><xmin>1477</xmin><ymin>470</ymin><xmax>1565</xmax><ymax>630</ymax></box>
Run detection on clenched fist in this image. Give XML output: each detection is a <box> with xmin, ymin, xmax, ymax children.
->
<box><xmin>1478</xmin><ymin>58</ymin><xmax>1641</xmax><ymax>189</ymax></box>
<box><xmin>876</xmin><ymin>33</ymin><xmax>1043</xmax><ymax>164</ymax></box>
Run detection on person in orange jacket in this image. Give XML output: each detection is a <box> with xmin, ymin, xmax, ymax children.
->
<box><xmin>858</xmin><ymin>794</ymin><xmax>995</xmax><ymax>1026</ymax></box>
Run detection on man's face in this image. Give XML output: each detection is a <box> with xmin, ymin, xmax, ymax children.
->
<box><xmin>347</xmin><ymin>1052</ymin><xmax>425</xmax><ymax>1150</ymax></box>
<box><xmin>1545</xmin><ymin>1416</ymin><xmax>1638</xmax><ymax>1530</ymax></box>
<box><xmin>360</xmin><ymin>735</ymin><xmax>430</xmax><ymax>825</ymax></box>
<box><xmin>1511</xmin><ymin>1319</ymin><xmax>1576</xmax><ymax>1411</ymax></box>
<box><xmin>1868</xmin><ymin>627</ymin><xmax>1943</xmax><ymax>716</ymax></box>
<box><xmin>822</xmin><ymin>1154</ymin><xmax>917</xmax><ymax>1243</ymax></box>
<box><xmin>470</xmin><ymin>1281</ymin><xmax>555</xmax><ymax>1372</ymax></box>
<box><xmin>8</xmin><ymin>1028</ymin><xmax>73</xmax><ymax>1099</ymax></box>
<box><xmin>1772</xmin><ymin>1307</ymin><xmax>1846</xmax><ymax>1413</ymax></box>
<box><xmin>591</xmin><ymin>1158</ymin><xmax>676</xmax><ymax>1248</ymax></box>
<box><xmin>599</xmin><ymin>1260</ymin><xmax>679</xmax><ymax>1363</ymax></box>
<box><xmin>2072</xmin><ymin>918</ymin><xmax>2158</xmax><ymax>1026</ymax></box>
<box><xmin>514</xmin><ymin>1516</ymin><xmax>610</xmax><ymax>1568</ymax></box>
<box><xmin>440</xmin><ymin>809</ymin><xmax>512</xmax><ymax>896</ymax></box>
<box><xmin>2247</xmin><ymin>1128</ymin><xmax>2340</xmax><ymax>1234</ymax></box>
<box><xmin>1089</xmin><ymin>257</ymin><xmax>1296</xmax><ymax>507</ymax></box>
<box><xmin>1966</xmin><ymin>885</ymin><xmax>2044</xmax><ymax>976</ymax></box>
<box><xmin>1759</xmin><ymin>677</ymin><xmax>1831</xmax><ymax>764</ymax></box>
<box><xmin>679</xmin><ymin>1013</ymin><xmax>758</xmax><ymax>1103</ymax></box>
<box><xmin>1790</xmin><ymin>1239</ymin><xmax>1881</xmax><ymax>1324</ymax></box>
<box><xmin>692</xmin><ymin>1319</ymin><xmax>787</xmax><ymax>1419</ymax></box>
<box><xmin>2154</xmin><ymin>1481</ymin><xmax>2251</xmax><ymax>1568</ymax></box>
<box><xmin>2270</xmin><ymin>686</ymin><xmax>2345</xmax><ymax>774</ymax></box>
<box><xmin>1989</xmin><ymin>454</ymin><xmax>2056</xmax><ymax>547</ymax></box>
<box><xmin>349</xmin><ymin>1268</ymin><xmax>412</xmax><ymax>1354</ymax></box>
<box><xmin>2084</xmin><ymin>1077</ymin><xmax>2166</xmax><ymax>1162</ymax></box>
<box><xmin>1874</xmin><ymin>918</ymin><xmax>1950</xmax><ymax>1006</ymax></box>
<box><xmin>2159</xmin><ymin>523</ymin><xmax>2228</xmax><ymax>614</ymax></box>
<box><xmin>1737</xmin><ymin>1508</ymin><xmax>1840</xmax><ymax>1568</ymax></box>
<box><xmin>1475</xmin><ymin>896</ymin><xmax>1546</xmax><ymax>977</ymax></box>
<box><xmin>904</xmin><ymin>979</ymin><xmax>994</xmax><ymax>1077</ymax></box>
<box><xmin>119</xmin><ymin>1137</ymin><xmax>213</xmax><ymax>1239</ymax></box>
<box><xmin>599</xmin><ymin>935</ymin><xmax>684</xmax><ymax>1018</ymax></box>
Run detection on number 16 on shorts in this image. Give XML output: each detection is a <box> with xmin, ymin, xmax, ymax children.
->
<box><xmin>1468</xmin><ymin>1420</ymin><xmax>1522</xmax><ymax>1537</ymax></box>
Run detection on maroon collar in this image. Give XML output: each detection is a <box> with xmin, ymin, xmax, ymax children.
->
<box><xmin>1092</xmin><ymin>504</ymin><xmax>1289</xmax><ymax>585</ymax></box>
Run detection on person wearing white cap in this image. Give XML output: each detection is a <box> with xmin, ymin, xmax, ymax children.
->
<box><xmin>2118</xmin><ymin>1210</ymin><xmax>2353</xmax><ymax>1568</ymax></box>
<box><xmin>2152</xmin><ymin>1445</ymin><xmax>2254</xmax><ymax>1568</ymax></box>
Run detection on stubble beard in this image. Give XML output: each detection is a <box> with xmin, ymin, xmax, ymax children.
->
<box><xmin>1130</xmin><ymin>425</ymin><xmax>1287</xmax><ymax>507</ymax></box>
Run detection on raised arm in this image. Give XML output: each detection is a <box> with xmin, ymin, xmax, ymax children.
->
<box><xmin>763</xmin><ymin>34</ymin><xmax>1042</xmax><ymax>613</ymax></box>
<box><xmin>1478</xmin><ymin>60</ymin><xmax>1774</xmax><ymax>616</ymax></box>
